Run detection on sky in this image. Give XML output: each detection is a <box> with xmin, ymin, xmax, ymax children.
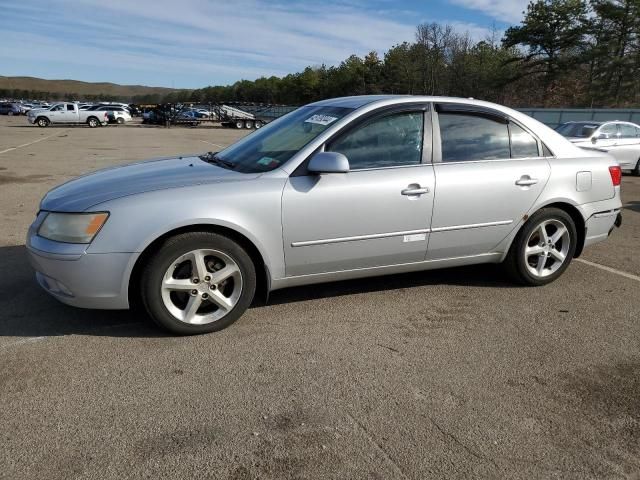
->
<box><xmin>0</xmin><ymin>0</ymin><xmax>529</xmax><ymax>89</ymax></box>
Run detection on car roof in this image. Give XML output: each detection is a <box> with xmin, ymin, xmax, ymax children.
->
<box><xmin>308</xmin><ymin>95</ymin><xmax>524</xmax><ymax>111</ymax></box>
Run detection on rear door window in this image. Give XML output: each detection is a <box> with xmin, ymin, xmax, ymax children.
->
<box><xmin>439</xmin><ymin>112</ymin><xmax>510</xmax><ymax>162</ymax></box>
<box><xmin>510</xmin><ymin>123</ymin><xmax>540</xmax><ymax>158</ymax></box>
<box><xmin>619</xmin><ymin>124</ymin><xmax>639</xmax><ymax>138</ymax></box>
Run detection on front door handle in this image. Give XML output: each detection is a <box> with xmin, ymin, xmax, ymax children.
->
<box><xmin>401</xmin><ymin>184</ymin><xmax>430</xmax><ymax>196</ymax></box>
<box><xmin>515</xmin><ymin>176</ymin><xmax>538</xmax><ymax>186</ymax></box>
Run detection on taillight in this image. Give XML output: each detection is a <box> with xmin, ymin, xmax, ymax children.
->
<box><xmin>609</xmin><ymin>166</ymin><xmax>621</xmax><ymax>186</ymax></box>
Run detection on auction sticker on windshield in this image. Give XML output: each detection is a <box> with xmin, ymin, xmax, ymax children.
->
<box><xmin>305</xmin><ymin>114</ymin><xmax>338</xmax><ymax>126</ymax></box>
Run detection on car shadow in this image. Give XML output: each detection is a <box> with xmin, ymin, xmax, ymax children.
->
<box><xmin>624</xmin><ymin>201</ymin><xmax>640</xmax><ymax>213</ymax></box>
<box><xmin>0</xmin><ymin>244</ymin><xmax>516</xmax><ymax>339</ymax></box>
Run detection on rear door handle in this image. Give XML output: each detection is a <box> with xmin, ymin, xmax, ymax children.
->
<box><xmin>401</xmin><ymin>184</ymin><xmax>429</xmax><ymax>196</ymax></box>
<box><xmin>515</xmin><ymin>176</ymin><xmax>538</xmax><ymax>186</ymax></box>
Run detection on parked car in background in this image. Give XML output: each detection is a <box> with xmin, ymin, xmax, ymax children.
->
<box><xmin>27</xmin><ymin>102</ymin><xmax>109</xmax><ymax>127</ymax></box>
<box><xmin>0</xmin><ymin>102</ymin><xmax>23</xmax><ymax>115</ymax></box>
<box><xmin>88</xmin><ymin>105</ymin><xmax>132</xmax><ymax>124</ymax></box>
<box><xmin>27</xmin><ymin>95</ymin><xmax>622</xmax><ymax>335</ymax></box>
<box><xmin>556</xmin><ymin>120</ymin><xmax>640</xmax><ymax>175</ymax></box>
<box><xmin>20</xmin><ymin>103</ymin><xmax>35</xmax><ymax>113</ymax></box>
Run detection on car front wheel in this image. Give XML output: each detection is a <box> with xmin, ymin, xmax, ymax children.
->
<box><xmin>141</xmin><ymin>232</ymin><xmax>256</xmax><ymax>335</ymax></box>
<box><xmin>505</xmin><ymin>208</ymin><xmax>577</xmax><ymax>286</ymax></box>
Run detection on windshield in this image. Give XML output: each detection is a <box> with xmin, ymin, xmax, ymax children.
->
<box><xmin>555</xmin><ymin>122</ymin><xmax>601</xmax><ymax>138</ymax></box>
<box><xmin>213</xmin><ymin>106</ymin><xmax>353</xmax><ymax>173</ymax></box>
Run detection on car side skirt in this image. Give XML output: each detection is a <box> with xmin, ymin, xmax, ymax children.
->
<box><xmin>269</xmin><ymin>252</ymin><xmax>503</xmax><ymax>291</ymax></box>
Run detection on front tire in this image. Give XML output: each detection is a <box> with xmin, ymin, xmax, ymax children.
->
<box><xmin>504</xmin><ymin>208</ymin><xmax>577</xmax><ymax>286</ymax></box>
<box><xmin>36</xmin><ymin>117</ymin><xmax>49</xmax><ymax>127</ymax></box>
<box><xmin>141</xmin><ymin>232</ymin><xmax>256</xmax><ymax>335</ymax></box>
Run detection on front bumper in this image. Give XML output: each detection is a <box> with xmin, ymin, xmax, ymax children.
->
<box><xmin>27</xmin><ymin>232</ymin><xmax>137</xmax><ymax>309</ymax></box>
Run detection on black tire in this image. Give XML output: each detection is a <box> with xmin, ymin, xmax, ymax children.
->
<box><xmin>633</xmin><ymin>159</ymin><xmax>640</xmax><ymax>177</ymax></box>
<box><xmin>235</xmin><ymin>120</ymin><xmax>244</xmax><ymax>129</ymax></box>
<box><xmin>504</xmin><ymin>207</ymin><xmax>577</xmax><ymax>286</ymax></box>
<box><xmin>244</xmin><ymin>120</ymin><xmax>254</xmax><ymax>129</ymax></box>
<box><xmin>141</xmin><ymin>232</ymin><xmax>256</xmax><ymax>335</ymax></box>
<box><xmin>116</xmin><ymin>117</ymin><xmax>125</xmax><ymax>125</ymax></box>
<box><xmin>254</xmin><ymin>120</ymin><xmax>263</xmax><ymax>129</ymax></box>
<box><xmin>36</xmin><ymin>117</ymin><xmax>49</xmax><ymax>127</ymax></box>
<box><xmin>87</xmin><ymin>117</ymin><xmax>99</xmax><ymax>128</ymax></box>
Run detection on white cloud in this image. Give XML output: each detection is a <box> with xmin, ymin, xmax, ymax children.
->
<box><xmin>448</xmin><ymin>0</ymin><xmax>529</xmax><ymax>23</ymax></box>
<box><xmin>0</xmin><ymin>0</ymin><xmax>507</xmax><ymax>87</ymax></box>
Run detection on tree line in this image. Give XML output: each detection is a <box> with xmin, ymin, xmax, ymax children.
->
<box><xmin>186</xmin><ymin>0</ymin><xmax>640</xmax><ymax>108</ymax></box>
<box><xmin>4</xmin><ymin>0</ymin><xmax>639</xmax><ymax>108</ymax></box>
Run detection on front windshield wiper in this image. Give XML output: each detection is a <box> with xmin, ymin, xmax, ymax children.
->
<box><xmin>199</xmin><ymin>152</ymin><xmax>236</xmax><ymax>170</ymax></box>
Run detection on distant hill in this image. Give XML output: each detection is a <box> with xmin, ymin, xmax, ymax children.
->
<box><xmin>0</xmin><ymin>76</ymin><xmax>187</xmax><ymax>101</ymax></box>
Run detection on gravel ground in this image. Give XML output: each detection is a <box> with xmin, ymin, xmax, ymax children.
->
<box><xmin>0</xmin><ymin>115</ymin><xmax>639</xmax><ymax>479</ymax></box>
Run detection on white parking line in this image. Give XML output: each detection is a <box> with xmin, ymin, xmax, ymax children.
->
<box><xmin>0</xmin><ymin>131</ymin><xmax>66</xmax><ymax>155</ymax></box>
<box><xmin>200</xmin><ymin>140</ymin><xmax>226</xmax><ymax>149</ymax></box>
<box><xmin>576</xmin><ymin>258</ymin><xmax>640</xmax><ymax>282</ymax></box>
<box><xmin>0</xmin><ymin>336</ymin><xmax>48</xmax><ymax>351</ymax></box>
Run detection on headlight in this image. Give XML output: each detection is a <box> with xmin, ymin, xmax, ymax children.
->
<box><xmin>38</xmin><ymin>212</ymin><xmax>109</xmax><ymax>244</ymax></box>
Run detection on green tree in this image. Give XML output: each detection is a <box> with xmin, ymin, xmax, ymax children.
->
<box><xmin>503</xmin><ymin>0</ymin><xmax>590</xmax><ymax>104</ymax></box>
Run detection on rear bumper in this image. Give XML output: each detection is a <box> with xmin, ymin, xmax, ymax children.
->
<box><xmin>583</xmin><ymin>209</ymin><xmax>621</xmax><ymax>248</ymax></box>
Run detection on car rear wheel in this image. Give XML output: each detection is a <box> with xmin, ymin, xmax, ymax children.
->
<box><xmin>633</xmin><ymin>159</ymin><xmax>640</xmax><ymax>176</ymax></box>
<box><xmin>141</xmin><ymin>232</ymin><xmax>256</xmax><ymax>335</ymax></box>
<box><xmin>36</xmin><ymin>117</ymin><xmax>49</xmax><ymax>127</ymax></box>
<box><xmin>504</xmin><ymin>208</ymin><xmax>577</xmax><ymax>286</ymax></box>
<box><xmin>116</xmin><ymin>117</ymin><xmax>125</xmax><ymax>124</ymax></box>
<box><xmin>87</xmin><ymin>117</ymin><xmax>99</xmax><ymax>128</ymax></box>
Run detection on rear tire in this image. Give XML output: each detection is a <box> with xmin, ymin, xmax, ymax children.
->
<box><xmin>36</xmin><ymin>117</ymin><xmax>49</xmax><ymax>127</ymax></box>
<box><xmin>116</xmin><ymin>117</ymin><xmax>125</xmax><ymax>125</ymax></box>
<box><xmin>504</xmin><ymin>208</ymin><xmax>577</xmax><ymax>286</ymax></box>
<box><xmin>633</xmin><ymin>159</ymin><xmax>640</xmax><ymax>176</ymax></box>
<box><xmin>235</xmin><ymin>120</ymin><xmax>244</xmax><ymax>129</ymax></box>
<box><xmin>141</xmin><ymin>232</ymin><xmax>256</xmax><ymax>335</ymax></box>
<box><xmin>8</xmin><ymin>111</ymin><xmax>13</xmax><ymax>116</ymax></box>
<box><xmin>244</xmin><ymin>120</ymin><xmax>254</xmax><ymax>129</ymax></box>
<box><xmin>254</xmin><ymin>120</ymin><xmax>263</xmax><ymax>129</ymax></box>
<box><xmin>87</xmin><ymin>117</ymin><xmax>99</xmax><ymax>128</ymax></box>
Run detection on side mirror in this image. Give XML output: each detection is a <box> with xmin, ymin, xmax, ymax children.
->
<box><xmin>308</xmin><ymin>151</ymin><xmax>350</xmax><ymax>174</ymax></box>
<box><xmin>591</xmin><ymin>136</ymin><xmax>598</xmax><ymax>144</ymax></box>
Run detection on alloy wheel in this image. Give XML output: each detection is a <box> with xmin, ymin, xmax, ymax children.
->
<box><xmin>160</xmin><ymin>249</ymin><xmax>242</xmax><ymax>325</ymax></box>
<box><xmin>523</xmin><ymin>219</ymin><xmax>571</xmax><ymax>278</ymax></box>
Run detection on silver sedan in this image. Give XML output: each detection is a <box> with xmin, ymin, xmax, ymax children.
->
<box><xmin>28</xmin><ymin>96</ymin><xmax>623</xmax><ymax>334</ymax></box>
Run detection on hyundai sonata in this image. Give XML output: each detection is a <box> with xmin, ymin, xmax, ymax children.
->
<box><xmin>27</xmin><ymin>96</ymin><xmax>623</xmax><ymax>334</ymax></box>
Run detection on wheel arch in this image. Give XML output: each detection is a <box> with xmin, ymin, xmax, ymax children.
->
<box><xmin>128</xmin><ymin>223</ymin><xmax>270</xmax><ymax>311</ymax></box>
<box><xmin>509</xmin><ymin>201</ymin><xmax>586</xmax><ymax>259</ymax></box>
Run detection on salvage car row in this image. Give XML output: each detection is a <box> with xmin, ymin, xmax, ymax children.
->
<box><xmin>25</xmin><ymin>102</ymin><xmax>134</xmax><ymax>127</ymax></box>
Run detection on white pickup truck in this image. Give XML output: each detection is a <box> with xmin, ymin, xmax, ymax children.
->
<box><xmin>27</xmin><ymin>103</ymin><xmax>109</xmax><ymax>128</ymax></box>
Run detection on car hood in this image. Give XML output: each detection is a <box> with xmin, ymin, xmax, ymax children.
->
<box><xmin>41</xmin><ymin>155</ymin><xmax>261</xmax><ymax>212</ymax></box>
